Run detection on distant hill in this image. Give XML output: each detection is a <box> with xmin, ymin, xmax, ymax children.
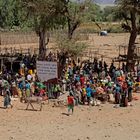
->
<box><xmin>95</xmin><ymin>0</ymin><xmax>115</xmax><ymax>4</ymax></box>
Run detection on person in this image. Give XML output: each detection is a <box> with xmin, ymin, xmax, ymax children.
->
<box><xmin>25</xmin><ymin>81</ymin><xmax>31</xmax><ymax>97</ymax></box>
<box><xmin>30</xmin><ymin>80</ymin><xmax>35</xmax><ymax>95</ymax></box>
<box><xmin>81</xmin><ymin>85</ymin><xmax>86</xmax><ymax>105</ymax></box>
<box><xmin>86</xmin><ymin>84</ymin><xmax>93</xmax><ymax>105</ymax></box>
<box><xmin>18</xmin><ymin>79</ymin><xmax>26</xmax><ymax>102</ymax></box>
<box><xmin>27</xmin><ymin>73</ymin><xmax>32</xmax><ymax>82</ymax></box>
<box><xmin>53</xmin><ymin>84</ymin><xmax>61</xmax><ymax>99</ymax></box>
<box><xmin>127</xmin><ymin>79</ymin><xmax>133</xmax><ymax>102</ymax></box>
<box><xmin>62</xmin><ymin>78</ymin><xmax>67</xmax><ymax>92</ymax></box>
<box><xmin>114</xmin><ymin>84</ymin><xmax>121</xmax><ymax>104</ymax></box>
<box><xmin>11</xmin><ymin>79</ymin><xmax>18</xmax><ymax>97</ymax></box>
<box><xmin>120</xmin><ymin>81</ymin><xmax>128</xmax><ymax>107</ymax></box>
<box><xmin>67</xmin><ymin>94</ymin><xmax>74</xmax><ymax>115</ymax></box>
<box><xmin>3</xmin><ymin>89</ymin><xmax>13</xmax><ymax>109</ymax></box>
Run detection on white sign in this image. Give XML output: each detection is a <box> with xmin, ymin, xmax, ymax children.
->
<box><xmin>36</xmin><ymin>61</ymin><xmax>58</xmax><ymax>82</ymax></box>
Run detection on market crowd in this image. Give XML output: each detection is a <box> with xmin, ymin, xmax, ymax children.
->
<box><xmin>0</xmin><ymin>52</ymin><xmax>140</xmax><ymax>110</ymax></box>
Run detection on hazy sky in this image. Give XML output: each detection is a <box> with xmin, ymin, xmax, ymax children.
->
<box><xmin>73</xmin><ymin>0</ymin><xmax>115</xmax><ymax>4</ymax></box>
<box><xmin>95</xmin><ymin>0</ymin><xmax>115</xmax><ymax>4</ymax></box>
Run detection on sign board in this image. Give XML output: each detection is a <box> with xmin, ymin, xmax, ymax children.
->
<box><xmin>36</xmin><ymin>61</ymin><xmax>58</xmax><ymax>82</ymax></box>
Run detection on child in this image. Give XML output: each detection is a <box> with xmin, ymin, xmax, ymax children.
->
<box><xmin>67</xmin><ymin>94</ymin><xmax>74</xmax><ymax>115</ymax></box>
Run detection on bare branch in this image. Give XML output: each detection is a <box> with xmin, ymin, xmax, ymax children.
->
<box><xmin>121</xmin><ymin>23</ymin><xmax>131</xmax><ymax>32</ymax></box>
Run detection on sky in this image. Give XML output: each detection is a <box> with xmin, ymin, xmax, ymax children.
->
<box><xmin>95</xmin><ymin>0</ymin><xmax>115</xmax><ymax>4</ymax></box>
<box><xmin>73</xmin><ymin>0</ymin><xmax>115</xmax><ymax>5</ymax></box>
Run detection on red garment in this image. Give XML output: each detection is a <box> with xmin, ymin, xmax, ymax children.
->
<box><xmin>67</xmin><ymin>96</ymin><xmax>74</xmax><ymax>105</ymax></box>
<box><xmin>40</xmin><ymin>89</ymin><xmax>45</xmax><ymax>95</ymax></box>
<box><xmin>80</xmin><ymin>76</ymin><xmax>85</xmax><ymax>87</ymax></box>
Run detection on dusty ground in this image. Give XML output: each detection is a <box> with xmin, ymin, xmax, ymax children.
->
<box><xmin>1</xmin><ymin>33</ymin><xmax>140</xmax><ymax>63</ymax></box>
<box><xmin>0</xmin><ymin>33</ymin><xmax>140</xmax><ymax>140</ymax></box>
<box><xmin>0</xmin><ymin>93</ymin><xmax>140</xmax><ymax>140</ymax></box>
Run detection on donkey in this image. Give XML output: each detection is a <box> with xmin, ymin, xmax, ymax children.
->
<box><xmin>25</xmin><ymin>96</ymin><xmax>47</xmax><ymax>111</ymax></box>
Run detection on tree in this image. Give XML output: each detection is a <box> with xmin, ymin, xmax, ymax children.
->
<box><xmin>56</xmin><ymin>31</ymin><xmax>88</xmax><ymax>74</ymax></box>
<box><xmin>62</xmin><ymin>0</ymin><xmax>87</xmax><ymax>40</ymax></box>
<box><xmin>116</xmin><ymin>0</ymin><xmax>140</xmax><ymax>71</ymax></box>
<box><xmin>57</xmin><ymin>33</ymin><xmax>87</xmax><ymax>59</ymax></box>
<box><xmin>0</xmin><ymin>0</ymin><xmax>24</xmax><ymax>29</ymax></box>
<box><xmin>101</xmin><ymin>5</ymin><xmax>124</xmax><ymax>22</ymax></box>
<box><xmin>22</xmin><ymin>0</ymin><xmax>65</xmax><ymax>60</ymax></box>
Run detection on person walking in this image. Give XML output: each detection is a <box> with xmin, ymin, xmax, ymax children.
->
<box><xmin>67</xmin><ymin>94</ymin><xmax>74</xmax><ymax>115</ymax></box>
<box><xmin>3</xmin><ymin>89</ymin><xmax>13</xmax><ymax>109</ymax></box>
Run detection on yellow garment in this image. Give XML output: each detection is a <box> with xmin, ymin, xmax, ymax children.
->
<box><xmin>17</xmin><ymin>88</ymin><xmax>22</xmax><ymax>98</ymax></box>
<box><xmin>65</xmin><ymin>73</ymin><xmax>69</xmax><ymax>80</ymax></box>
<box><xmin>82</xmin><ymin>88</ymin><xmax>86</xmax><ymax>95</ymax></box>
<box><xmin>26</xmin><ymin>89</ymin><xmax>31</xmax><ymax>97</ymax></box>
<box><xmin>28</xmin><ymin>69</ymin><xmax>33</xmax><ymax>75</ymax></box>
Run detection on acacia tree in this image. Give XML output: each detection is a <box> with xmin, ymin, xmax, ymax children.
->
<box><xmin>63</xmin><ymin>0</ymin><xmax>102</xmax><ymax>38</ymax></box>
<box><xmin>0</xmin><ymin>0</ymin><xmax>26</xmax><ymax>30</ymax></box>
<box><xmin>56</xmin><ymin>0</ymin><xmax>101</xmax><ymax>65</ymax></box>
<box><xmin>62</xmin><ymin>0</ymin><xmax>87</xmax><ymax>40</ymax></box>
<box><xmin>116</xmin><ymin>0</ymin><xmax>140</xmax><ymax>71</ymax></box>
<box><xmin>22</xmin><ymin>0</ymin><xmax>65</xmax><ymax>60</ymax></box>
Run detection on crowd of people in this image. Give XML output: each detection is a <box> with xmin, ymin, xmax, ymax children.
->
<box><xmin>64</xmin><ymin>60</ymin><xmax>139</xmax><ymax>110</ymax></box>
<box><xmin>0</xmin><ymin>53</ymin><xmax>140</xmax><ymax>113</ymax></box>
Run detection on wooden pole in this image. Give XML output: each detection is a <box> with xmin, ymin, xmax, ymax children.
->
<box><xmin>1</xmin><ymin>58</ymin><xmax>3</xmax><ymax>72</ymax></box>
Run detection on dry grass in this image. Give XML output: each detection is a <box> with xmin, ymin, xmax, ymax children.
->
<box><xmin>0</xmin><ymin>31</ymin><xmax>140</xmax><ymax>64</ymax></box>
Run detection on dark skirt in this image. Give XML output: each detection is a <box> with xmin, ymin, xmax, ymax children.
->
<box><xmin>128</xmin><ymin>88</ymin><xmax>132</xmax><ymax>102</ymax></box>
<box><xmin>11</xmin><ymin>87</ymin><xmax>18</xmax><ymax>97</ymax></box>
<box><xmin>115</xmin><ymin>93</ymin><xmax>120</xmax><ymax>104</ymax></box>
<box><xmin>4</xmin><ymin>95</ymin><xmax>11</xmax><ymax>107</ymax></box>
<box><xmin>120</xmin><ymin>95</ymin><xmax>128</xmax><ymax>107</ymax></box>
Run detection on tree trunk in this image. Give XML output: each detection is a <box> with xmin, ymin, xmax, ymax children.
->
<box><xmin>67</xmin><ymin>18</ymin><xmax>80</xmax><ymax>40</ymax></box>
<box><xmin>68</xmin><ymin>18</ymin><xmax>73</xmax><ymax>40</ymax></box>
<box><xmin>127</xmin><ymin>30</ymin><xmax>137</xmax><ymax>71</ymax></box>
<box><xmin>127</xmin><ymin>11</ymin><xmax>137</xmax><ymax>72</ymax></box>
<box><xmin>68</xmin><ymin>29</ymin><xmax>73</xmax><ymax>40</ymax></box>
<box><xmin>39</xmin><ymin>30</ymin><xmax>46</xmax><ymax>60</ymax></box>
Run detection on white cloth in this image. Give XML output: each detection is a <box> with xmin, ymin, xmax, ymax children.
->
<box><xmin>27</xmin><ymin>74</ymin><xmax>32</xmax><ymax>81</ymax></box>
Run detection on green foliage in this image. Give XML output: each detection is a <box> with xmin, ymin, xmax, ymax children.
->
<box><xmin>107</xmin><ymin>24</ymin><xmax>124</xmax><ymax>33</ymax></box>
<box><xmin>83</xmin><ymin>0</ymin><xmax>102</xmax><ymax>22</ymax></box>
<box><xmin>0</xmin><ymin>0</ymin><xmax>33</xmax><ymax>31</ymax></box>
<box><xmin>101</xmin><ymin>6</ymin><xmax>124</xmax><ymax>22</ymax></box>
<box><xmin>77</xmin><ymin>28</ymin><xmax>99</xmax><ymax>34</ymax></box>
<box><xmin>115</xmin><ymin>0</ymin><xmax>140</xmax><ymax>70</ymax></box>
<box><xmin>56</xmin><ymin>32</ymin><xmax>88</xmax><ymax>58</ymax></box>
<box><xmin>0</xmin><ymin>0</ymin><xmax>131</xmax><ymax>33</ymax></box>
<box><xmin>22</xmin><ymin>0</ymin><xmax>66</xmax><ymax>34</ymax></box>
<box><xmin>0</xmin><ymin>0</ymin><xmax>122</xmax><ymax>31</ymax></box>
<box><xmin>115</xmin><ymin>0</ymin><xmax>140</xmax><ymax>32</ymax></box>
